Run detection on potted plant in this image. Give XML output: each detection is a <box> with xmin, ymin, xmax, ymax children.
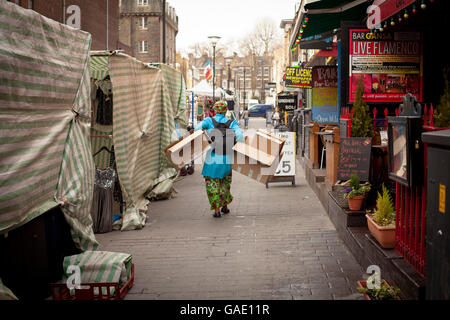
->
<box><xmin>366</xmin><ymin>184</ymin><xmax>396</xmax><ymax>249</ymax></box>
<box><xmin>344</xmin><ymin>174</ymin><xmax>371</xmax><ymax>211</ymax></box>
<box><xmin>433</xmin><ymin>66</ymin><xmax>450</xmax><ymax>128</ymax></box>
<box><xmin>357</xmin><ymin>280</ymin><xmax>400</xmax><ymax>300</ymax></box>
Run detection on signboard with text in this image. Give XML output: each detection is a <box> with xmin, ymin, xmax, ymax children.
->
<box><xmin>285</xmin><ymin>67</ymin><xmax>312</xmax><ymax>89</ymax></box>
<box><xmin>274</xmin><ymin>132</ymin><xmax>296</xmax><ymax>177</ymax></box>
<box><xmin>277</xmin><ymin>94</ymin><xmax>298</xmax><ymax>112</ymax></box>
<box><xmin>349</xmin><ymin>29</ymin><xmax>423</xmax><ymax>103</ymax></box>
<box><xmin>337</xmin><ymin>138</ymin><xmax>372</xmax><ymax>181</ymax></box>
<box><xmin>312</xmin><ymin>66</ymin><xmax>338</xmax><ymax>123</ymax></box>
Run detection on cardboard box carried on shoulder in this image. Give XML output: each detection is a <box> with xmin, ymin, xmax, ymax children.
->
<box><xmin>231</xmin><ymin>129</ymin><xmax>285</xmax><ymax>184</ymax></box>
<box><xmin>165</xmin><ymin>130</ymin><xmax>210</xmax><ymax>169</ymax></box>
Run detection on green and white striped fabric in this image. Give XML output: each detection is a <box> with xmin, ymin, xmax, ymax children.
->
<box><xmin>90</xmin><ymin>55</ymin><xmax>109</xmax><ymax>80</ymax></box>
<box><xmin>0</xmin><ymin>1</ymin><xmax>98</xmax><ymax>250</ymax></box>
<box><xmin>146</xmin><ymin>63</ymin><xmax>188</xmax><ymax>200</ymax></box>
<box><xmin>62</xmin><ymin>251</ymin><xmax>132</xmax><ymax>294</ymax></box>
<box><xmin>91</xmin><ymin>128</ymin><xmax>113</xmax><ymax>169</ymax></box>
<box><xmin>0</xmin><ymin>277</ymin><xmax>18</xmax><ymax>300</ymax></box>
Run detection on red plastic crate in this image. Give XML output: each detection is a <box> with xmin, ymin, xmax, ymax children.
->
<box><xmin>50</xmin><ymin>264</ymin><xmax>134</xmax><ymax>300</ymax></box>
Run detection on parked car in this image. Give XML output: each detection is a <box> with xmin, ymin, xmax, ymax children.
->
<box><xmin>248</xmin><ymin>104</ymin><xmax>274</xmax><ymax>117</ymax></box>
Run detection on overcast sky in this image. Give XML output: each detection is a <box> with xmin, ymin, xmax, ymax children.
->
<box><xmin>168</xmin><ymin>0</ymin><xmax>300</xmax><ymax>54</ymax></box>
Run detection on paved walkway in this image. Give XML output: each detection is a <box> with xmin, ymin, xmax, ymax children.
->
<box><xmin>96</xmin><ymin>118</ymin><xmax>364</xmax><ymax>300</ymax></box>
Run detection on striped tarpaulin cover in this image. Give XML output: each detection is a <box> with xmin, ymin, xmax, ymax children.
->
<box><xmin>62</xmin><ymin>251</ymin><xmax>132</xmax><ymax>295</ymax></box>
<box><xmin>91</xmin><ymin>128</ymin><xmax>113</xmax><ymax>169</ymax></box>
<box><xmin>0</xmin><ymin>1</ymin><xmax>97</xmax><ymax>250</ymax></box>
<box><xmin>89</xmin><ymin>55</ymin><xmax>109</xmax><ymax>80</ymax></box>
<box><xmin>146</xmin><ymin>63</ymin><xmax>188</xmax><ymax>200</ymax></box>
<box><xmin>107</xmin><ymin>54</ymin><xmax>163</xmax><ymax>230</ymax></box>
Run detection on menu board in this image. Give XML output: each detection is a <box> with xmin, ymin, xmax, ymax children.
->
<box><xmin>349</xmin><ymin>29</ymin><xmax>423</xmax><ymax>103</ymax></box>
<box><xmin>312</xmin><ymin>66</ymin><xmax>338</xmax><ymax>123</ymax></box>
<box><xmin>285</xmin><ymin>67</ymin><xmax>312</xmax><ymax>88</ymax></box>
<box><xmin>337</xmin><ymin>138</ymin><xmax>372</xmax><ymax>181</ymax></box>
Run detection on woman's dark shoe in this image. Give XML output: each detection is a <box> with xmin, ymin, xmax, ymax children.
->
<box><xmin>213</xmin><ymin>212</ymin><xmax>221</xmax><ymax>218</ymax></box>
<box><xmin>221</xmin><ymin>207</ymin><xmax>230</xmax><ymax>214</ymax></box>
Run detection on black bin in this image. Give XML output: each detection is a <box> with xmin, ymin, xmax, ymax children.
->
<box><xmin>422</xmin><ymin>129</ymin><xmax>450</xmax><ymax>300</ymax></box>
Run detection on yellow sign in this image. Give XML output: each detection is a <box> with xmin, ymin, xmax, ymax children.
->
<box><xmin>285</xmin><ymin>67</ymin><xmax>312</xmax><ymax>88</ymax></box>
<box><xmin>439</xmin><ymin>184</ymin><xmax>446</xmax><ymax>214</ymax></box>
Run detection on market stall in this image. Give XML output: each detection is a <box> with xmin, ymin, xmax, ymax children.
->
<box><xmin>0</xmin><ymin>1</ymin><xmax>97</xmax><ymax>298</ymax></box>
<box><xmin>89</xmin><ymin>51</ymin><xmax>188</xmax><ymax>232</ymax></box>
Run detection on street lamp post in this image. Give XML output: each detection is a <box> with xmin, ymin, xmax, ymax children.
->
<box><xmin>208</xmin><ymin>36</ymin><xmax>221</xmax><ymax>103</ymax></box>
<box><xmin>243</xmin><ymin>67</ymin><xmax>246</xmax><ymax>110</ymax></box>
<box><xmin>225</xmin><ymin>57</ymin><xmax>233</xmax><ymax>91</ymax></box>
<box><xmin>258</xmin><ymin>57</ymin><xmax>265</xmax><ymax>104</ymax></box>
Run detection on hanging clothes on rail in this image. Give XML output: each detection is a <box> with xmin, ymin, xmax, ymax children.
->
<box><xmin>91</xmin><ymin>167</ymin><xmax>116</xmax><ymax>234</ymax></box>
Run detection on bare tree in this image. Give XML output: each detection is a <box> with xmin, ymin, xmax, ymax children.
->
<box><xmin>254</xmin><ymin>18</ymin><xmax>279</xmax><ymax>56</ymax></box>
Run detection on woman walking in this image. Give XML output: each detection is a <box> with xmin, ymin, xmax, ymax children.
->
<box><xmin>195</xmin><ymin>101</ymin><xmax>244</xmax><ymax>218</ymax></box>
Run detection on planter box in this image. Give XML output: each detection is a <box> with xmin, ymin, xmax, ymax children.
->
<box><xmin>366</xmin><ymin>214</ymin><xmax>395</xmax><ymax>249</ymax></box>
<box><xmin>357</xmin><ymin>279</ymin><xmax>399</xmax><ymax>300</ymax></box>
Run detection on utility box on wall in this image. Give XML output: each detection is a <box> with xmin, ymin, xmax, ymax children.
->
<box><xmin>423</xmin><ymin>130</ymin><xmax>450</xmax><ymax>300</ymax></box>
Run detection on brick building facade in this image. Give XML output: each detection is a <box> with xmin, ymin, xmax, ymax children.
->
<box><xmin>7</xmin><ymin>0</ymin><xmax>123</xmax><ymax>51</ymax></box>
<box><xmin>119</xmin><ymin>0</ymin><xmax>178</xmax><ymax>65</ymax></box>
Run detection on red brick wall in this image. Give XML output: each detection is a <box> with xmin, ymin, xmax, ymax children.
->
<box><xmin>18</xmin><ymin>0</ymin><xmax>120</xmax><ymax>51</ymax></box>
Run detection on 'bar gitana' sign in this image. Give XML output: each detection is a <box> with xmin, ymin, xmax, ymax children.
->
<box><xmin>284</xmin><ymin>67</ymin><xmax>312</xmax><ymax>89</ymax></box>
<box><xmin>348</xmin><ymin>29</ymin><xmax>423</xmax><ymax>103</ymax></box>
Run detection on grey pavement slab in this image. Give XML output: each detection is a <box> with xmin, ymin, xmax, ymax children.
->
<box><xmin>95</xmin><ymin>118</ymin><xmax>365</xmax><ymax>300</ymax></box>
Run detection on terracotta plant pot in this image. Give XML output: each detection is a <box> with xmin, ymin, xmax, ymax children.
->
<box><xmin>366</xmin><ymin>214</ymin><xmax>396</xmax><ymax>249</ymax></box>
<box><xmin>347</xmin><ymin>195</ymin><xmax>365</xmax><ymax>211</ymax></box>
<box><xmin>357</xmin><ymin>280</ymin><xmax>396</xmax><ymax>300</ymax></box>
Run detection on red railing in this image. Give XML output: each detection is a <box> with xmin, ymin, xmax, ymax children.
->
<box><xmin>395</xmin><ymin>103</ymin><xmax>443</xmax><ymax>277</ymax></box>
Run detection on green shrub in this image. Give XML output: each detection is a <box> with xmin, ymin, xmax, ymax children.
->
<box><xmin>434</xmin><ymin>67</ymin><xmax>450</xmax><ymax>128</ymax></box>
<box><xmin>351</xmin><ymin>79</ymin><xmax>373</xmax><ymax>137</ymax></box>
<box><xmin>372</xmin><ymin>184</ymin><xmax>395</xmax><ymax>227</ymax></box>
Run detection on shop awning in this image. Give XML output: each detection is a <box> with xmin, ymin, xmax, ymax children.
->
<box><xmin>299</xmin><ymin>0</ymin><xmax>371</xmax><ymax>40</ymax></box>
<box><xmin>369</xmin><ymin>0</ymin><xmax>416</xmax><ymax>24</ymax></box>
<box><xmin>315</xmin><ymin>45</ymin><xmax>338</xmax><ymax>57</ymax></box>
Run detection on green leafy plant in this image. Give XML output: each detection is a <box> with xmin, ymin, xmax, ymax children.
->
<box><xmin>351</xmin><ymin>79</ymin><xmax>374</xmax><ymax>137</ymax></box>
<box><xmin>434</xmin><ymin>67</ymin><xmax>450</xmax><ymax>128</ymax></box>
<box><xmin>358</xmin><ymin>281</ymin><xmax>400</xmax><ymax>300</ymax></box>
<box><xmin>344</xmin><ymin>174</ymin><xmax>371</xmax><ymax>199</ymax></box>
<box><xmin>370</xmin><ymin>184</ymin><xmax>395</xmax><ymax>227</ymax></box>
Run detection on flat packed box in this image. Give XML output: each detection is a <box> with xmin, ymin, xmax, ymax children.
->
<box><xmin>165</xmin><ymin>130</ymin><xmax>210</xmax><ymax>169</ymax></box>
<box><xmin>231</xmin><ymin>129</ymin><xmax>285</xmax><ymax>184</ymax></box>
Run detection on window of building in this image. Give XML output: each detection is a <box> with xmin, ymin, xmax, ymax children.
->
<box><xmin>138</xmin><ymin>40</ymin><xmax>148</xmax><ymax>53</ymax></box>
<box><xmin>264</xmin><ymin>67</ymin><xmax>269</xmax><ymax>76</ymax></box>
<box><xmin>257</xmin><ymin>67</ymin><xmax>262</xmax><ymax>75</ymax></box>
<box><xmin>139</xmin><ymin>17</ymin><xmax>148</xmax><ymax>30</ymax></box>
<box><xmin>137</xmin><ymin>0</ymin><xmax>148</xmax><ymax>6</ymax></box>
<box><xmin>28</xmin><ymin>0</ymin><xmax>33</xmax><ymax>9</ymax></box>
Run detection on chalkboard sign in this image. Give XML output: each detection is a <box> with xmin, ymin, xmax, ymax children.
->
<box><xmin>337</xmin><ymin>137</ymin><xmax>372</xmax><ymax>182</ymax></box>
